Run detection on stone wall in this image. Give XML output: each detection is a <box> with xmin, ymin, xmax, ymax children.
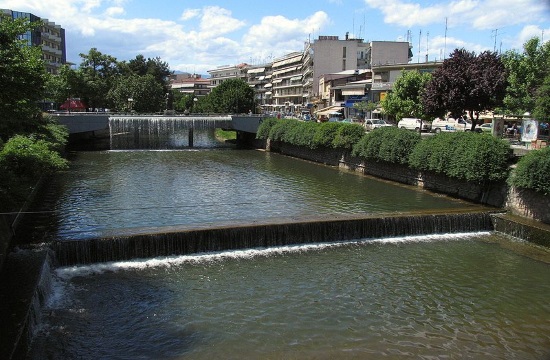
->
<box><xmin>263</xmin><ymin>141</ymin><xmax>548</xmax><ymax>224</ymax></box>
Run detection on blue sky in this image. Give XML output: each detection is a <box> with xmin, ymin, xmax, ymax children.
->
<box><xmin>2</xmin><ymin>0</ymin><xmax>549</xmax><ymax>74</ymax></box>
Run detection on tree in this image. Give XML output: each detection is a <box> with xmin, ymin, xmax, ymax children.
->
<box><xmin>382</xmin><ymin>70</ymin><xmax>432</xmax><ymax>121</ymax></box>
<box><xmin>422</xmin><ymin>48</ymin><xmax>508</xmax><ymax>130</ymax></box>
<box><xmin>0</xmin><ymin>15</ymin><xmax>47</xmax><ymax>140</ymax></box>
<box><xmin>352</xmin><ymin>100</ymin><xmax>378</xmax><ymax>119</ymax></box>
<box><xmin>78</xmin><ymin>48</ymin><xmax>121</xmax><ymax>110</ymax></box>
<box><xmin>501</xmin><ymin>37</ymin><xmax>550</xmax><ymax>120</ymax></box>
<box><xmin>205</xmin><ymin>78</ymin><xmax>255</xmax><ymax>114</ymax></box>
<box><xmin>107</xmin><ymin>74</ymin><xmax>164</xmax><ymax>113</ymax></box>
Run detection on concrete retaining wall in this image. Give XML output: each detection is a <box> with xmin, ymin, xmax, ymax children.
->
<box><xmin>266</xmin><ymin>140</ymin><xmax>548</xmax><ymax>225</ymax></box>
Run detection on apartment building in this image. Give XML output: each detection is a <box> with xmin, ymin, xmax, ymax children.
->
<box><xmin>245</xmin><ymin>64</ymin><xmax>273</xmax><ymax>110</ymax></box>
<box><xmin>169</xmin><ymin>73</ymin><xmax>211</xmax><ymax>98</ymax></box>
<box><xmin>271</xmin><ymin>52</ymin><xmax>304</xmax><ymax>114</ymax></box>
<box><xmin>207</xmin><ymin>63</ymin><xmax>249</xmax><ymax>89</ymax></box>
<box><xmin>2</xmin><ymin>9</ymin><xmax>66</xmax><ymax>74</ymax></box>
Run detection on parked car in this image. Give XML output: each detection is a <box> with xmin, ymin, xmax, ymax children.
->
<box><xmin>479</xmin><ymin>123</ymin><xmax>492</xmax><ymax>133</ymax></box>
<box><xmin>397</xmin><ymin>118</ymin><xmax>431</xmax><ymax>132</ymax></box>
<box><xmin>328</xmin><ymin>117</ymin><xmax>341</xmax><ymax>122</ymax></box>
<box><xmin>431</xmin><ymin>118</ymin><xmax>471</xmax><ymax>133</ymax></box>
<box><xmin>364</xmin><ymin>119</ymin><xmax>393</xmax><ymax>131</ymax></box>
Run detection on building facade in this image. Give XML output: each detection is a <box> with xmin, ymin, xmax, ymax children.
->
<box><xmin>2</xmin><ymin>9</ymin><xmax>66</xmax><ymax>74</ymax></box>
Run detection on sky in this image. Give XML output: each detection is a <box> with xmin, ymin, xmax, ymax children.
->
<box><xmin>2</xmin><ymin>0</ymin><xmax>550</xmax><ymax>74</ymax></box>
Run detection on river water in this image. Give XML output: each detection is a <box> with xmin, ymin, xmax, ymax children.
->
<box><xmin>27</xmin><ymin>146</ymin><xmax>550</xmax><ymax>359</ymax></box>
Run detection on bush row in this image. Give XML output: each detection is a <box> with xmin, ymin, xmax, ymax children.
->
<box><xmin>257</xmin><ymin>118</ymin><xmax>539</xmax><ymax>188</ymax></box>
<box><xmin>257</xmin><ymin>118</ymin><xmax>365</xmax><ymax>150</ymax></box>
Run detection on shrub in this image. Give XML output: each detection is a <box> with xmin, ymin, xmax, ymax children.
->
<box><xmin>312</xmin><ymin>122</ymin><xmax>342</xmax><ymax>148</ymax></box>
<box><xmin>0</xmin><ymin>135</ymin><xmax>68</xmax><ymax>179</ymax></box>
<box><xmin>255</xmin><ymin>117</ymin><xmax>278</xmax><ymax>139</ymax></box>
<box><xmin>410</xmin><ymin>132</ymin><xmax>511</xmax><ymax>183</ymax></box>
<box><xmin>352</xmin><ymin>127</ymin><xmax>420</xmax><ymax>165</ymax></box>
<box><xmin>509</xmin><ymin>146</ymin><xmax>550</xmax><ymax>195</ymax></box>
<box><xmin>332</xmin><ymin>123</ymin><xmax>365</xmax><ymax>149</ymax></box>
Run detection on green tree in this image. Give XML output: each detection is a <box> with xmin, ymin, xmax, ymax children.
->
<box><xmin>501</xmin><ymin>37</ymin><xmax>550</xmax><ymax>120</ymax></box>
<box><xmin>108</xmin><ymin>74</ymin><xmax>164</xmax><ymax>113</ymax></box>
<box><xmin>422</xmin><ymin>48</ymin><xmax>507</xmax><ymax>130</ymax></box>
<box><xmin>205</xmin><ymin>78</ymin><xmax>255</xmax><ymax>114</ymax></box>
<box><xmin>78</xmin><ymin>48</ymin><xmax>120</xmax><ymax>110</ymax></box>
<box><xmin>381</xmin><ymin>70</ymin><xmax>432</xmax><ymax>121</ymax></box>
<box><xmin>353</xmin><ymin>100</ymin><xmax>378</xmax><ymax>119</ymax></box>
<box><xmin>0</xmin><ymin>15</ymin><xmax>47</xmax><ymax>140</ymax></box>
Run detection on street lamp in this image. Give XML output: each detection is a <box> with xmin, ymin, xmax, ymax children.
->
<box><xmin>193</xmin><ymin>97</ymin><xmax>198</xmax><ymax>113</ymax></box>
<box><xmin>128</xmin><ymin>98</ymin><xmax>134</xmax><ymax>113</ymax></box>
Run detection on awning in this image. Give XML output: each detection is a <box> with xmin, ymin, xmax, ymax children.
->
<box><xmin>264</xmin><ymin>83</ymin><xmax>272</xmax><ymax>88</ymax></box>
<box><xmin>342</xmin><ymin>89</ymin><xmax>365</xmax><ymax>96</ymax></box>
<box><xmin>60</xmin><ymin>98</ymin><xmax>87</xmax><ymax>110</ymax></box>
<box><xmin>247</xmin><ymin>67</ymin><xmax>265</xmax><ymax>74</ymax></box>
<box><xmin>290</xmin><ymin>75</ymin><xmax>302</xmax><ymax>82</ymax></box>
<box><xmin>315</xmin><ymin>105</ymin><xmax>343</xmax><ymax>116</ymax></box>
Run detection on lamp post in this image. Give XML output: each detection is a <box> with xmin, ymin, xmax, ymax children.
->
<box><xmin>128</xmin><ymin>98</ymin><xmax>134</xmax><ymax>113</ymax></box>
<box><xmin>193</xmin><ymin>97</ymin><xmax>198</xmax><ymax>113</ymax></box>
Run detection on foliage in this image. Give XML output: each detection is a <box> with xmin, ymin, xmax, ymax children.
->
<box><xmin>204</xmin><ymin>78</ymin><xmax>255</xmax><ymax>114</ymax></box>
<box><xmin>0</xmin><ymin>15</ymin><xmax>47</xmax><ymax>140</ymax></box>
<box><xmin>77</xmin><ymin>48</ymin><xmax>121</xmax><ymax>110</ymax></box>
<box><xmin>332</xmin><ymin>123</ymin><xmax>365</xmax><ymax>149</ymax></box>
<box><xmin>422</xmin><ymin>48</ymin><xmax>507</xmax><ymax>129</ymax></box>
<box><xmin>409</xmin><ymin>132</ymin><xmax>511</xmax><ymax>183</ymax></box>
<box><xmin>351</xmin><ymin>126</ymin><xmax>421</xmax><ymax>165</ymax></box>
<box><xmin>509</xmin><ymin>146</ymin><xmax>550</xmax><ymax>195</ymax></box>
<box><xmin>107</xmin><ymin>74</ymin><xmax>164</xmax><ymax>112</ymax></box>
<box><xmin>256</xmin><ymin>118</ymin><xmax>279</xmax><ymax>139</ymax></box>
<box><xmin>257</xmin><ymin>118</ymin><xmax>366</xmax><ymax>150</ymax></box>
<box><xmin>382</xmin><ymin>70</ymin><xmax>432</xmax><ymax>120</ymax></box>
<box><xmin>353</xmin><ymin>100</ymin><xmax>378</xmax><ymax>118</ymax></box>
<box><xmin>0</xmin><ymin>135</ymin><xmax>68</xmax><ymax>178</ymax></box>
<box><xmin>501</xmin><ymin>37</ymin><xmax>550</xmax><ymax>119</ymax></box>
<box><xmin>312</xmin><ymin>122</ymin><xmax>342</xmax><ymax>148</ymax></box>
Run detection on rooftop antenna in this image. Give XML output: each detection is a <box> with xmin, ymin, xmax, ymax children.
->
<box><xmin>426</xmin><ymin>31</ymin><xmax>429</xmax><ymax>62</ymax></box>
<box><xmin>418</xmin><ymin>29</ymin><xmax>422</xmax><ymax>63</ymax></box>
<box><xmin>492</xmin><ymin>28</ymin><xmax>499</xmax><ymax>52</ymax></box>
<box><xmin>444</xmin><ymin>17</ymin><xmax>448</xmax><ymax>59</ymax></box>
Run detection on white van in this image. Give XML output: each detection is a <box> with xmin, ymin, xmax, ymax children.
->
<box><xmin>397</xmin><ymin>118</ymin><xmax>431</xmax><ymax>132</ymax></box>
<box><xmin>431</xmin><ymin>118</ymin><xmax>471</xmax><ymax>133</ymax></box>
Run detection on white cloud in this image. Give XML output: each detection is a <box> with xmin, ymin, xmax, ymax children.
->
<box><xmin>105</xmin><ymin>6</ymin><xmax>124</xmax><ymax>17</ymax></box>
<box><xmin>364</xmin><ymin>0</ymin><xmax>547</xmax><ymax>30</ymax></box>
<box><xmin>199</xmin><ymin>6</ymin><xmax>246</xmax><ymax>37</ymax></box>
<box><xmin>180</xmin><ymin>8</ymin><xmax>200</xmax><ymax>21</ymax></box>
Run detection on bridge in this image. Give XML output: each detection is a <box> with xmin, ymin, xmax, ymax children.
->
<box><xmin>52</xmin><ymin>113</ymin><xmax>264</xmax><ymax>135</ymax></box>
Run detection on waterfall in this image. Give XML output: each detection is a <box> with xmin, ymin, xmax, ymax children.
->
<box><xmin>108</xmin><ymin>115</ymin><xmax>233</xmax><ymax>150</ymax></box>
<box><xmin>52</xmin><ymin>211</ymin><xmax>497</xmax><ymax>266</ymax></box>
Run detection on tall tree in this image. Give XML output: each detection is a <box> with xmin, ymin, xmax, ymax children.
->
<box><xmin>107</xmin><ymin>74</ymin><xmax>164</xmax><ymax>113</ymax></box>
<box><xmin>78</xmin><ymin>48</ymin><xmax>120</xmax><ymax>110</ymax></box>
<box><xmin>422</xmin><ymin>48</ymin><xmax>507</xmax><ymax>130</ymax></box>
<box><xmin>501</xmin><ymin>37</ymin><xmax>550</xmax><ymax>119</ymax></box>
<box><xmin>381</xmin><ymin>70</ymin><xmax>432</xmax><ymax>121</ymax></box>
<box><xmin>205</xmin><ymin>78</ymin><xmax>255</xmax><ymax>114</ymax></box>
<box><xmin>0</xmin><ymin>15</ymin><xmax>47</xmax><ymax>139</ymax></box>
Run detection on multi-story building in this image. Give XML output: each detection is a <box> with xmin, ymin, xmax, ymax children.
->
<box><xmin>1</xmin><ymin>9</ymin><xmax>66</xmax><ymax>74</ymax></box>
<box><xmin>271</xmin><ymin>52</ymin><xmax>303</xmax><ymax>114</ymax></box>
<box><xmin>207</xmin><ymin>63</ymin><xmax>249</xmax><ymax>90</ymax></box>
<box><xmin>169</xmin><ymin>73</ymin><xmax>211</xmax><ymax>98</ymax></box>
<box><xmin>245</xmin><ymin>64</ymin><xmax>273</xmax><ymax>111</ymax></box>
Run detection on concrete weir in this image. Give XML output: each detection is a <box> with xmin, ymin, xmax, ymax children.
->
<box><xmin>51</xmin><ymin>210</ymin><xmax>498</xmax><ymax>266</ymax></box>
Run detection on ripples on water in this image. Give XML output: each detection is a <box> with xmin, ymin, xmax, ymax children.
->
<box><xmin>29</xmin><ymin>233</ymin><xmax>550</xmax><ymax>359</ymax></box>
<box><xmin>52</xmin><ymin>150</ymin><xmax>479</xmax><ymax>240</ymax></box>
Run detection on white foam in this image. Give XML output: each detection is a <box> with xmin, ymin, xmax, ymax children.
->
<box><xmin>55</xmin><ymin>232</ymin><xmax>490</xmax><ymax>280</ymax></box>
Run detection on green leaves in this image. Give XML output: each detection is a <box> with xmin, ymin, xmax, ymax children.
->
<box><xmin>509</xmin><ymin>146</ymin><xmax>550</xmax><ymax>195</ymax></box>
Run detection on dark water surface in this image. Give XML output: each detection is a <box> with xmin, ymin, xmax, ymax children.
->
<box><xmin>30</xmin><ymin>234</ymin><xmax>550</xmax><ymax>359</ymax></box>
<box><xmin>26</xmin><ymin>149</ymin><xmax>550</xmax><ymax>359</ymax></box>
<box><xmin>52</xmin><ymin>149</ymin><xmax>478</xmax><ymax>240</ymax></box>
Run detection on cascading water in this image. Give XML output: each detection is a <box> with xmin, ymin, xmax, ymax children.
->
<box><xmin>108</xmin><ymin>115</ymin><xmax>233</xmax><ymax>149</ymax></box>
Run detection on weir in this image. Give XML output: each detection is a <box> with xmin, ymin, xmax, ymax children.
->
<box><xmin>51</xmin><ymin>210</ymin><xmax>498</xmax><ymax>266</ymax></box>
<box><xmin>108</xmin><ymin>115</ymin><xmax>233</xmax><ymax>149</ymax></box>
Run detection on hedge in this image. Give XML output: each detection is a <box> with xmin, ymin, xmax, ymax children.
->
<box><xmin>257</xmin><ymin>118</ymin><xmax>364</xmax><ymax>150</ymax></box>
<box><xmin>352</xmin><ymin>126</ymin><xmax>421</xmax><ymax>165</ymax></box>
<box><xmin>509</xmin><ymin>146</ymin><xmax>550</xmax><ymax>195</ymax></box>
<box><xmin>409</xmin><ymin>132</ymin><xmax>511</xmax><ymax>183</ymax></box>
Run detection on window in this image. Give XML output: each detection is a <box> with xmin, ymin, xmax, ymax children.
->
<box><xmin>343</xmin><ymin>46</ymin><xmax>347</xmax><ymax>58</ymax></box>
